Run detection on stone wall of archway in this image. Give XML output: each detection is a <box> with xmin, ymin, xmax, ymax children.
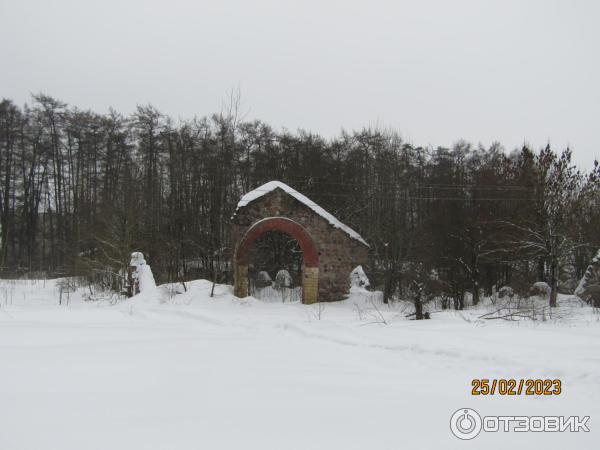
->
<box><xmin>231</xmin><ymin>182</ymin><xmax>370</xmax><ymax>303</ymax></box>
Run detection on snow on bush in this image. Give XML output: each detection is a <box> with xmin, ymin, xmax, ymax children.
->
<box><xmin>129</xmin><ymin>252</ymin><xmax>156</xmax><ymax>293</ymax></box>
<box><xmin>274</xmin><ymin>270</ymin><xmax>292</xmax><ymax>289</ymax></box>
<box><xmin>350</xmin><ymin>265</ymin><xmax>370</xmax><ymax>288</ymax></box>
<box><xmin>575</xmin><ymin>249</ymin><xmax>600</xmax><ymax>296</ymax></box>
<box><xmin>256</xmin><ymin>271</ymin><xmax>273</xmax><ymax>288</ymax></box>
<box><xmin>575</xmin><ymin>249</ymin><xmax>600</xmax><ymax>306</ymax></box>
<box><xmin>129</xmin><ymin>252</ymin><xmax>145</xmax><ymax>267</ymax></box>
<box><xmin>138</xmin><ymin>265</ymin><xmax>156</xmax><ymax>292</ymax></box>
<box><xmin>498</xmin><ymin>285</ymin><xmax>514</xmax><ymax>299</ymax></box>
<box><xmin>529</xmin><ymin>281</ymin><xmax>550</xmax><ymax>298</ymax></box>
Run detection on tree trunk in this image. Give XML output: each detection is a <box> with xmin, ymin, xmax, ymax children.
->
<box><xmin>383</xmin><ymin>267</ymin><xmax>393</xmax><ymax>304</ymax></box>
<box><xmin>414</xmin><ymin>291</ymin><xmax>423</xmax><ymax>320</ymax></box>
<box><xmin>472</xmin><ymin>278</ymin><xmax>480</xmax><ymax>306</ymax></box>
<box><xmin>549</xmin><ymin>256</ymin><xmax>558</xmax><ymax>307</ymax></box>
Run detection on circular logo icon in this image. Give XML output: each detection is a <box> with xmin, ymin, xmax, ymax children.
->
<box><xmin>450</xmin><ymin>408</ymin><xmax>482</xmax><ymax>440</ymax></box>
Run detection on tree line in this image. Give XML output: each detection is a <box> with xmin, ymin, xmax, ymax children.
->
<box><xmin>0</xmin><ymin>94</ymin><xmax>599</xmax><ymax>306</ymax></box>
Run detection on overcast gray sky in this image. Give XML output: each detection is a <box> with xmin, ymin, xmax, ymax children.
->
<box><xmin>1</xmin><ymin>0</ymin><xmax>599</xmax><ymax>168</ymax></box>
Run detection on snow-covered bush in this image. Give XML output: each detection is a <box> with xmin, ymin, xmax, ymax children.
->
<box><xmin>575</xmin><ymin>249</ymin><xmax>600</xmax><ymax>307</ymax></box>
<box><xmin>350</xmin><ymin>265</ymin><xmax>370</xmax><ymax>289</ymax></box>
<box><xmin>498</xmin><ymin>286</ymin><xmax>514</xmax><ymax>299</ymax></box>
<box><xmin>255</xmin><ymin>271</ymin><xmax>273</xmax><ymax>288</ymax></box>
<box><xmin>56</xmin><ymin>278</ymin><xmax>80</xmax><ymax>305</ymax></box>
<box><xmin>130</xmin><ymin>252</ymin><xmax>145</xmax><ymax>268</ymax></box>
<box><xmin>137</xmin><ymin>265</ymin><xmax>156</xmax><ymax>292</ymax></box>
<box><xmin>529</xmin><ymin>281</ymin><xmax>550</xmax><ymax>298</ymax></box>
<box><xmin>558</xmin><ymin>262</ymin><xmax>578</xmax><ymax>294</ymax></box>
<box><xmin>274</xmin><ymin>270</ymin><xmax>292</xmax><ymax>289</ymax></box>
<box><xmin>129</xmin><ymin>252</ymin><xmax>156</xmax><ymax>295</ymax></box>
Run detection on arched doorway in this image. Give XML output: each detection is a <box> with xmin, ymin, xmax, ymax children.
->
<box><xmin>248</xmin><ymin>230</ymin><xmax>303</xmax><ymax>302</ymax></box>
<box><xmin>234</xmin><ymin>217</ymin><xmax>319</xmax><ymax>304</ymax></box>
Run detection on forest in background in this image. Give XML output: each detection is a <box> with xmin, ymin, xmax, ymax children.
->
<box><xmin>0</xmin><ymin>93</ymin><xmax>599</xmax><ymax>307</ymax></box>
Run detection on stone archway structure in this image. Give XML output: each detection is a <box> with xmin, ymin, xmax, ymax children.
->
<box><xmin>231</xmin><ymin>181</ymin><xmax>370</xmax><ymax>304</ymax></box>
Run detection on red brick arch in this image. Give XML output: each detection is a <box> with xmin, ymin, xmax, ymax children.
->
<box><xmin>233</xmin><ymin>217</ymin><xmax>320</xmax><ymax>303</ymax></box>
<box><xmin>235</xmin><ymin>217</ymin><xmax>319</xmax><ymax>267</ymax></box>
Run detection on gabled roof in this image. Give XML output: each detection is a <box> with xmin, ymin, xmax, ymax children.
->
<box><xmin>235</xmin><ymin>181</ymin><xmax>369</xmax><ymax>247</ymax></box>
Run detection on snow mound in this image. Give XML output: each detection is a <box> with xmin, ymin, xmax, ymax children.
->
<box><xmin>137</xmin><ymin>265</ymin><xmax>156</xmax><ymax>292</ymax></box>
<box><xmin>234</xmin><ymin>181</ymin><xmax>369</xmax><ymax>246</ymax></box>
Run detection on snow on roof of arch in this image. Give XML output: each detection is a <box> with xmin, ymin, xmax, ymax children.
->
<box><xmin>235</xmin><ymin>181</ymin><xmax>369</xmax><ymax>247</ymax></box>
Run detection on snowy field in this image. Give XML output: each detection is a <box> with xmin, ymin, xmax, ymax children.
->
<box><xmin>1</xmin><ymin>278</ymin><xmax>599</xmax><ymax>450</ymax></box>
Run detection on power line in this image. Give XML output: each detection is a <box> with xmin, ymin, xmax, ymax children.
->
<box><xmin>172</xmin><ymin>174</ymin><xmax>539</xmax><ymax>191</ymax></box>
<box><xmin>173</xmin><ymin>169</ymin><xmax>537</xmax><ymax>190</ymax></box>
<box><xmin>236</xmin><ymin>187</ymin><xmax>534</xmax><ymax>203</ymax></box>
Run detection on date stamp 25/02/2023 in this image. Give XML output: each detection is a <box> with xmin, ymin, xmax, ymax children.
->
<box><xmin>471</xmin><ymin>379</ymin><xmax>561</xmax><ymax>396</ymax></box>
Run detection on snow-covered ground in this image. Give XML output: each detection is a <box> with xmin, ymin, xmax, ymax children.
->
<box><xmin>1</xmin><ymin>278</ymin><xmax>599</xmax><ymax>450</ymax></box>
